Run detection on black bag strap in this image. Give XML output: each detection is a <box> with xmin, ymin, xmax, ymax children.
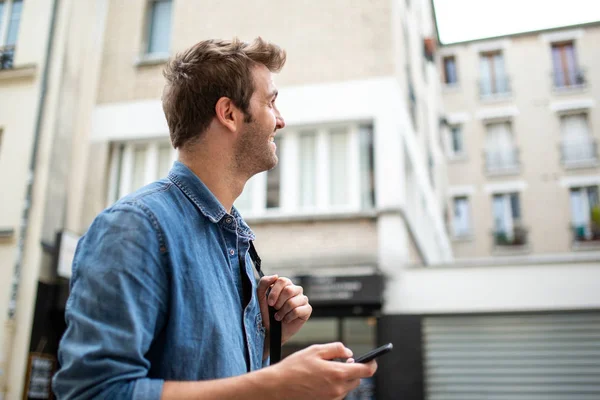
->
<box><xmin>249</xmin><ymin>241</ymin><xmax>282</xmax><ymax>364</ymax></box>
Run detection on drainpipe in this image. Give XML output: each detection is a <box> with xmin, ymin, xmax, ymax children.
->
<box><xmin>1</xmin><ymin>0</ymin><xmax>60</xmax><ymax>396</ymax></box>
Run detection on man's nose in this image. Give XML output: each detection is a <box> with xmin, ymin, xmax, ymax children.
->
<box><xmin>275</xmin><ymin>113</ymin><xmax>285</xmax><ymax>130</ymax></box>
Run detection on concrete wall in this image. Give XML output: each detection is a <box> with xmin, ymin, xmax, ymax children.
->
<box><xmin>441</xmin><ymin>26</ymin><xmax>600</xmax><ymax>258</ymax></box>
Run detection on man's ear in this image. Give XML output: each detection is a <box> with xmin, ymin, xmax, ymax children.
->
<box><xmin>215</xmin><ymin>97</ymin><xmax>242</xmax><ymax>133</ymax></box>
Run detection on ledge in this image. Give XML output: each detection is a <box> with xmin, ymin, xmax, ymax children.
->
<box><xmin>243</xmin><ymin>209</ymin><xmax>377</xmax><ymax>225</ymax></box>
<box><xmin>0</xmin><ymin>64</ymin><xmax>37</xmax><ymax>81</ymax></box>
<box><xmin>0</xmin><ymin>227</ymin><xmax>15</xmax><ymax>241</ymax></box>
<box><xmin>134</xmin><ymin>53</ymin><xmax>170</xmax><ymax>68</ymax></box>
<box><xmin>563</xmin><ymin>160</ymin><xmax>599</xmax><ymax>170</ymax></box>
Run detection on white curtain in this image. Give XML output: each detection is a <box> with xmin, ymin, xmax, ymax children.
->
<box><xmin>453</xmin><ymin>198</ymin><xmax>470</xmax><ymax>236</ymax></box>
<box><xmin>299</xmin><ymin>133</ymin><xmax>317</xmax><ymax>208</ymax></box>
<box><xmin>480</xmin><ymin>56</ymin><xmax>492</xmax><ymax>95</ymax></box>
<box><xmin>561</xmin><ymin>114</ymin><xmax>592</xmax><ymax>162</ymax></box>
<box><xmin>235</xmin><ymin>177</ymin><xmax>254</xmax><ymax>213</ymax></box>
<box><xmin>493</xmin><ymin>195</ymin><xmax>514</xmax><ymax>239</ymax></box>
<box><xmin>493</xmin><ymin>53</ymin><xmax>507</xmax><ymax>93</ymax></box>
<box><xmin>157</xmin><ymin>144</ymin><xmax>172</xmax><ymax>178</ymax></box>
<box><xmin>147</xmin><ymin>0</ymin><xmax>172</xmax><ymax>54</ymax></box>
<box><xmin>131</xmin><ymin>147</ymin><xmax>147</xmax><ymax>191</ymax></box>
<box><xmin>570</xmin><ymin>189</ymin><xmax>590</xmax><ymax>238</ymax></box>
<box><xmin>552</xmin><ymin>46</ymin><xmax>564</xmax><ymax>87</ymax></box>
<box><xmin>486</xmin><ymin>123</ymin><xmax>515</xmax><ymax>169</ymax></box>
<box><xmin>329</xmin><ymin>128</ymin><xmax>350</xmax><ymax>206</ymax></box>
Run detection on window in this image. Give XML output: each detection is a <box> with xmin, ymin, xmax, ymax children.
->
<box><xmin>452</xmin><ymin>197</ymin><xmax>471</xmax><ymax>237</ymax></box>
<box><xmin>448</xmin><ymin>125</ymin><xmax>464</xmax><ymax>156</ymax></box>
<box><xmin>145</xmin><ymin>0</ymin><xmax>172</xmax><ymax>55</ymax></box>
<box><xmin>479</xmin><ymin>51</ymin><xmax>509</xmax><ymax>97</ymax></box>
<box><xmin>570</xmin><ymin>186</ymin><xmax>600</xmax><ymax>243</ymax></box>
<box><xmin>235</xmin><ymin>123</ymin><xmax>376</xmax><ymax>216</ymax></box>
<box><xmin>442</xmin><ymin>56</ymin><xmax>457</xmax><ymax>85</ymax></box>
<box><xmin>492</xmin><ymin>193</ymin><xmax>527</xmax><ymax>246</ymax></box>
<box><xmin>108</xmin><ymin>141</ymin><xmax>175</xmax><ymax>203</ymax></box>
<box><xmin>266</xmin><ymin>136</ymin><xmax>282</xmax><ymax>209</ymax></box>
<box><xmin>485</xmin><ymin>122</ymin><xmax>519</xmax><ymax>174</ymax></box>
<box><xmin>0</xmin><ymin>0</ymin><xmax>23</xmax><ymax>69</ymax></box>
<box><xmin>552</xmin><ymin>41</ymin><xmax>584</xmax><ymax>88</ymax></box>
<box><xmin>560</xmin><ymin>113</ymin><xmax>596</xmax><ymax>165</ymax></box>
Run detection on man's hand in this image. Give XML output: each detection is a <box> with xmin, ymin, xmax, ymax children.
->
<box><xmin>257</xmin><ymin>275</ymin><xmax>312</xmax><ymax>349</ymax></box>
<box><xmin>269</xmin><ymin>342</ymin><xmax>378</xmax><ymax>400</ymax></box>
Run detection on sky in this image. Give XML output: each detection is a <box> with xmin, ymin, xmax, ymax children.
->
<box><xmin>433</xmin><ymin>0</ymin><xmax>600</xmax><ymax>44</ymax></box>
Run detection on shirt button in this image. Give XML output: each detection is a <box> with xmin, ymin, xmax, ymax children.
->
<box><xmin>229</xmin><ymin>249</ymin><xmax>235</xmax><ymax>256</ymax></box>
<box><xmin>225</xmin><ymin>217</ymin><xmax>233</xmax><ymax>224</ymax></box>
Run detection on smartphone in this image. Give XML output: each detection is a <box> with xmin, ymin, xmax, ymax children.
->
<box><xmin>354</xmin><ymin>343</ymin><xmax>393</xmax><ymax>363</ymax></box>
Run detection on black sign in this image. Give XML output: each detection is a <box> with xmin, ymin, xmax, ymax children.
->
<box><xmin>299</xmin><ymin>275</ymin><xmax>383</xmax><ymax>306</ymax></box>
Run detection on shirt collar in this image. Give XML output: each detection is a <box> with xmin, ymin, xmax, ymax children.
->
<box><xmin>168</xmin><ymin>161</ymin><xmax>255</xmax><ymax>240</ymax></box>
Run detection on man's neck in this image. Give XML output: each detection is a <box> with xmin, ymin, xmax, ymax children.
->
<box><xmin>178</xmin><ymin>147</ymin><xmax>246</xmax><ymax>214</ymax></box>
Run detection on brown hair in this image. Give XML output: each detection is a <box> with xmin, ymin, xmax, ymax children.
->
<box><xmin>162</xmin><ymin>37</ymin><xmax>286</xmax><ymax>149</ymax></box>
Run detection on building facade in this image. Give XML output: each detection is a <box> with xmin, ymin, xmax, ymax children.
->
<box><xmin>441</xmin><ymin>25</ymin><xmax>600</xmax><ymax>259</ymax></box>
<box><xmin>0</xmin><ymin>0</ymin><xmax>107</xmax><ymax>398</ymax></box>
<box><xmin>1</xmin><ymin>0</ymin><xmax>452</xmax><ymax>399</ymax></box>
<box><xmin>412</xmin><ymin>24</ymin><xmax>600</xmax><ymax>400</ymax></box>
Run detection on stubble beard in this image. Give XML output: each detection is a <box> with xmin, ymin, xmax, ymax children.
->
<box><xmin>234</xmin><ymin>118</ymin><xmax>278</xmax><ymax>179</ymax></box>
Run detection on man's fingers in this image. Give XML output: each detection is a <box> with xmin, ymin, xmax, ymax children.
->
<box><xmin>257</xmin><ymin>275</ymin><xmax>278</xmax><ymax>300</ymax></box>
<box><xmin>313</xmin><ymin>342</ymin><xmax>353</xmax><ymax>360</ymax></box>
<box><xmin>278</xmin><ymin>299</ymin><xmax>312</xmax><ymax>323</ymax></box>
<box><xmin>267</xmin><ymin>277</ymin><xmax>295</xmax><ymax>307</ymax></box>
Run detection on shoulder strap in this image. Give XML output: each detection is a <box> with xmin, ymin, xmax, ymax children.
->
<box><xmin>249</xmin><ymin>241</ymin><xmax>282</xmax><ymax>364</ymax></box>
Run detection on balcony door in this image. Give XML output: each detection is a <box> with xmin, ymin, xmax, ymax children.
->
<box><xmin>480</xmin><ymin>51</ymin><xmax>508</xmax><ymax>95</ymax></box>
<box><xmin>552</xmin><ymin>42</ymin><xmax>579</xmax><ymax>88</ymax></box>
<box><xmin>561</xmin><ymin>114</ymin><xmax>594</xmax><ymax>164</ymax></box>
<box><xmin>486</xmin><ymin>122</ymin><xmax>517</xmax><ymax>171</ymax></box>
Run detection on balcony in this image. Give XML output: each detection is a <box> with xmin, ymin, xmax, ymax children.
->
<box><xmin>478</xmin><ymin>75</ymin><xmax>511</xmax><ymax>100</ymax></box>
<box><xmin>484</xmin><ymin>148</ymin><xmax>520</xmax><ymax>175</ymax></box>
<box><xmin>561</xmin><ymin>138</ymin><xmax>598</xmax><ymax>168</ymax></box>
<box><xmin>552</xmin><ymin>67</ymin><xmax>586</xmax><ymax>91</ymax></box>
<box><xmin>571</xmin><ymin>223</ymin><xmax>600</xmax><ymax>247</ymax></box>
<box><xmin>0</xmin><ymin>46</ymin><xmax>15</xmax><ymax>70</ymax></box>
<box><xmin>493</xmin><ymin>223</ymin><xmax>528</xmax><ymax>248</ymax></box>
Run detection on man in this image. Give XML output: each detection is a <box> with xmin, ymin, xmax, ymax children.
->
<box><xmin>53</xmin><ymin>37</ymin><xmax>377</xmax><ymax>399</ymax></box>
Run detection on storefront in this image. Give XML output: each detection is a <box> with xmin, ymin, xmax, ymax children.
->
<box><xmin>282</xmin><ymin>274</ymin><xmax>384</xmax><ymax>400</ymax></box>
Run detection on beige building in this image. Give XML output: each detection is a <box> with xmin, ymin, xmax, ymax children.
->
<box><xmin>1</xmin><ymin>0</ymin><xmax>451</xmax><ymax>398</ymax></box>
<box><xmin>0</xmin><ymin>0</ymin><xmax>107</xmax><ymax>398</ymax></box>
<box><xmin>440</xmin><ymin>24</ymin><xmax>600</xmax><ymax>259</ymax></box>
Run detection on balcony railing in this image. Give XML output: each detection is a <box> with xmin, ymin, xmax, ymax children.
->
<box><xmin>485</xmin><ymin>147</ymin><xmax>520</xmax><ymax>175</ymax></box>
<box><xmin>572</xmin><ymin>223</ymin><xmax>600</xmax><ymax>244</ymax></box>
<box><xmin>493</xmin><ymin>223</ymin><xmax>528</xmax><ymax>247</ymax></box>
<box><xmin>561</xmin><ymin>138</ymin><xmax>597</xmax><ymax>167</ymax></box>
<box><xmin>479</xmin><ymin>75</ymin><xmax>511</xmax><ymax>98</ymax></box>
<box><xmin>0</xmin><ymin>46</ymin><xmax>15</xmax><ymax>70</ymax></box>
<box><xmin>552</xmin><ymin>67</ymin><xmax>586</xmax><ymax>90</ymax></box>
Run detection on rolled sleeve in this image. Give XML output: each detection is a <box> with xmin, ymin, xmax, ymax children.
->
<box><xmin>53</xmin><ymin>202</ymin><xmax>168</xmax><ymax>399</ymax></box>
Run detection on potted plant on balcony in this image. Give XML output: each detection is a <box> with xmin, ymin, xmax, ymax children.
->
<box><xmin>589</xmin><ymin>205</ymin><xmax>600</xmax><ymax>240</ymax></box>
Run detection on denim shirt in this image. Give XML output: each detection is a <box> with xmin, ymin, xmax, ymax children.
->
<box><xmin>53</xmin><ymin>161</ymin><xmax>266</xmax><ymax>400</ymax></box>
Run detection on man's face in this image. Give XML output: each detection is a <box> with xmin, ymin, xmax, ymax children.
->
<box><xmin>234</xmin><ymin>64</ymin><xmax>285</xmax><ymax>177</ymax></box>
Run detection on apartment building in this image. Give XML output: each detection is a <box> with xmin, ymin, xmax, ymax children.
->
<box><xmin>0</xmin><ymin>1</ymin><xmax>107</xmax><ymax>399</ymax></box>
<box><xmin>413</xmin><ymin>24</ymin><xmax>600</xmax><ymax>400</ymax></box>
<box><xmin>1</xmin><ymin>0</ymin><xmax>451</xmax><ymax>399</ymax></box>
<box><xmin>441</xmin><ymin>24</ymin><xmax>600</xmax><ymax>258</ymax></box>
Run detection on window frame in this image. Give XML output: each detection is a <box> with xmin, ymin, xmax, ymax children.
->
<box><xmin>451</xmin><ymin>196</ymin><xmax>472</xmax><ymax>239</ymax></box>
<box><xmin>236</xmin><ymin>122</ymin><xmax>376</xmax><ymax>219</ymax></box>
<box><xmin>442</xmin><ymin>55</ymin><xmax>458</xmax><ymax>86</ymax></box>
<box><xmin>447</xmin><ymin>124</ymin><xmax>465</xmax><ymax>159</ymax></box>
<box><xmin>107</xmin><ymin>139</ymin><xmax>177</xmax><ymax>205</ymax></box>
<box><xmin>142</xmin><ymin>0</ymin><xmax>173</xmax><ymax>57</ymax></box>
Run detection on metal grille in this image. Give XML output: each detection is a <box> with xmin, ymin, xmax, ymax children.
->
<box><xmin>423</xmin><ymin>313</ymin><xmax>600</xmax><ymax>400</ymax></box>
